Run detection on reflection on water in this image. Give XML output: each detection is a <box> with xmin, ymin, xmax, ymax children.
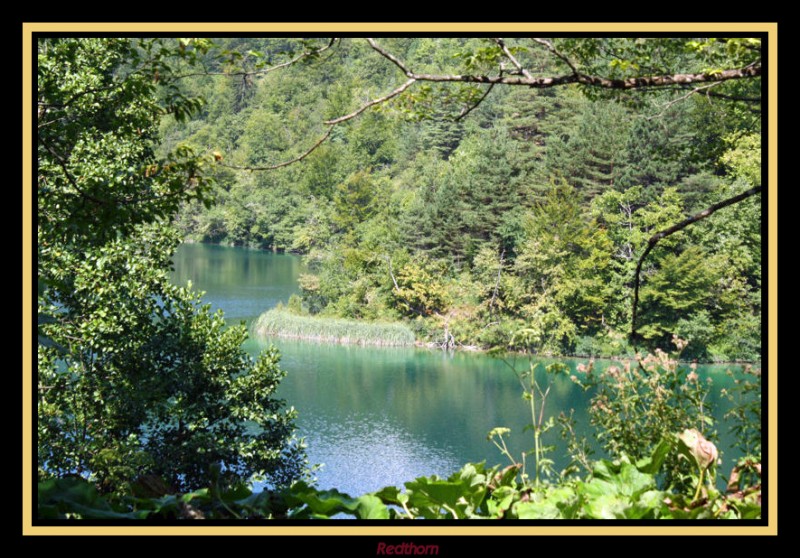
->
<box><xmin>173</xmin><ymin>243</ymin><xmax>751</xmax><ymax>495</ymax></box>
<box><xmin>302</xmin><ymin>414</ymin><xmax>461</xmax><ymax>495</ymax></box>
<box><xmin>171</xmin><ymin>243</ymin><xmax>306</xmax><ymax>323</ymax></box>
<box><xmin>254</xmin><ymin>335</ymin><xmax>593</xmax><ymax>493</ymax></box>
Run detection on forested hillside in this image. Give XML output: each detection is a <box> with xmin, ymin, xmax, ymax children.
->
<box><xmin>161</xmin><ymin>37</ymin><xmax>762</xmax><ymax>361</ymax></box>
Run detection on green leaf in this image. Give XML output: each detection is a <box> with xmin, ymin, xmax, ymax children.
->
<box><xmin>616</xmin><ymin>462</ymin><xmax>656</xmax><ymax>497</ymax></box>
<box><xmin>636</xmin><ymin>437</ymin><xmax>673</xmax><ymax>474</ymax></box>
<box><xmin>356</xmin><ymin>494</ymin><xmax>390</xmax><ymax>519</ymax></box>
<box><xmin>490</xmin><ymin>486</ymin><xmax>518</xmax><ymax>512</ymax></box>
<box><xmin>405</xmin><ymin>479</ymin><xmax>466</xmax><ymax>508</ymax></box>
<box><xmin>295</xmin><ymin>489</ymin><xmax>358</xmax><ymax>517</ymax></box>
<box><xmin>68</xmin><ymin>503</ymin><xmax>148</xmax><ymax>519</ymax></box>
<box><xmin>373</xmin><ymin>485</ymin><xmax>402</xmax><ymax>505</ymax></box>
<box><xmin>581</xmin><ymin>493</ymin><xmax>626</xmax><ymax>519</ymax></box>
<box><xmin>514</xmin><ymin>499</ymin><xmax>562</xmax><ymax>519</ymax></box>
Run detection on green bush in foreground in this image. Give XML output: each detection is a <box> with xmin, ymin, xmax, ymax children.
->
<box><xmin>38</xmin><ymin>440</ymin><xmax>761</xmax><ymax>520</ymax></box>
<box><xmin>37</xmin><ymin>38</ymin><xmax>305</xmax><ymax>495</ymax></box>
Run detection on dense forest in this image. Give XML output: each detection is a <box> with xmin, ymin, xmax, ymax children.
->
<box><xmin>161</xmin><ymin>37</ymin><xmax>762</xmax><ymax>361</ymax></box>
<box><xmin>36</xmin><ymin>36</ymin><xmax>763</xmax><ymax>521</ymax></box>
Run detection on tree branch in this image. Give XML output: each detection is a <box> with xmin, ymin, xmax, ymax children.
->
<box><xmin>208</xmin><ymin>39</ymin><xmax>761</xmax><ymax>173</ymax></box>
<box><xmin>215</xmin><ymin>74</ymin><xmax>415</xmax><ymax>171</ymax></box>
<box><xmin>384</xmin><ymin>255</ymin><xmax>400</xmax><ymax>291</ymax></box>
<box><xmin>645</xmin><ymin>82</ymin><xmax>726</xmax><ymax>119</ymax></box>
<box><xmin>38</xmin><ymin>84</ymin><xmax>121</xmax><ymax>111</ymax></box>
<box><xmin>531</xmin><ymin>38</ymin><xmax>579</xmax><ymax>75</ymax></box>
<box><xmin>366</xmin><ymin>38</ymin><xmax>760</xmax><ymax>89</ymax></box>
<box><xmin>494</xmin><ymin>38</ymin><xmax>532</xmax><ymax>80</ymax></box>
<box><xmin>39</xmin><ymin>138</ymin><xmax>105</xmax><ymax>206</ymax></box>
<box><xmin>366</xmin><ymin>38</ymin><xmax>413</xmax><ymax>76</ymax></box>
<box><xmin>630</xmin><ymin>185</ymin><xmax>762</xmax><ymax>341</ymax></box>
<box><xmin>176</xmin><ymin>38</ymin><xmax>338</xmax><ymax>79</ymax></box>
<box><xmin>217</xmin><ymin>126</ymin><xmax>334</xmax><ymax>171</ymax></box>
<box><xmin>324</xmin><ymin>78</ymin><xmax>416</xmax><ymax>125</ymax></box>
<box><xmin>455</xmin><ymin>81</ymin><xmax>497</xmax><ymax>121</ymax></box>
<box><xmin>704</xmin><ymin>90</ymin><xmax>762</xmax><ymax>104</ymax></box>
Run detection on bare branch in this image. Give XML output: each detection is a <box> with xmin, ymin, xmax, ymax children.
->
<box><xmin>38</xmin><ymin>84</ymin><xmax>121</xmax><ymax>111</ymax></box>
<box><xmin>645</xmin><ymin>82</ymin><xmax>725</xmax><ymax>120</ymax></box>
<box><xmin>662</xmin><ymin>82</ymin><xmax>723</xmax><ymax>108</ymax></box>
<box><xmin>324</xmin><ymin>78</ymin><xmax>416</xmax><ymax>125</ymax></box>
<box><xmin>388</xmin><ymin>65</ymin><xmax>761</xmax><ymax>89</ymax></box>
<box><xmin>704</xmin><ymin>90</ymin><xmax>762</xmax><ymax>104</ymax></box>
<box><xmin>456</xmin><ymin>81</ymin><xmax>498</xmax><ymax>122</ymax></box>
<box><xmin>217</xmin><ymin>126</ymin><xmax>334</xmax><ymax>171</ymax></box>
<box><xmin>208</xmin><ymin>38</ymin><xmax>761</xmax><ymax>174</ymax></box>
<box><xmin>630</xmin><ymin>185</ymin><xmax>762</xmax><ymax>341</ymax></box>
<box><xmin>384</xmin><ymin>255</ymin><xmax>400</xmax><ymax>291</ymax></box>
<box><xmin>176</xmin><ymin>38</ymin><xmax>338</xmax><ymax>79</ymax></box>
<box><xmin>494</xmin><ymin>38</ymin><xmax>532</xmax><ymax>80</ymax></box>
<box><xmin>366</xmin><ymin>38</ymin><xmax>760</xmax><ymax>90</ymax></box>
<box><xmin>407</xmin><ymin>72</ymin><xmax>572</xmax><ymax>86</ymax></box>
<box><xmin>531</xmin><ymin>38</ymin><xmax>579</xmax><ymax>75</ymax></box>
<box><xmin>215</xmin><ymin>72</ymin><xmax>414</xmax><ymax>171</ymax></box>
<box><xmin>37</xmin><ymin>116</ymin><xmax>69</xmax><ymax>130</ymax></box>
<box><xmin>631</xmin><ymin>84</ymin><xmax>761</xmax><ymax>104</ymax></box>
<box><xmin>366</xmin><ymin>38</ymin><xmax>413</xmax><ymax>76</ymax></box>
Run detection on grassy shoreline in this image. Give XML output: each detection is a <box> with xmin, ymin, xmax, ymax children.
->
<box><xmin>253</xmin><ymin>309</ymin><xmax>758</xmax><ymax>365</ymax></box>
<box><xmin>253</xmin><ymin>309</ymin><xmax>416</xmax><ymax>347</ymax></box>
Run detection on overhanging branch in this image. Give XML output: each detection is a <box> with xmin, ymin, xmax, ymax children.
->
<box><xmin>630</xmin><ymin>185</ymin><xmax>763</xmax><ymax>341</ymax></box>
<box><xmin>325</xmin><ymin>78</ymin><xmax>416</xmax><ymax>125</ymax></box>
<box><xmin>217</xmin><ymin>38</ymin><xmax>762</xmax><ymax>172</ymax></box>
<box><xmin>366</xmin><ymin>38</ymin><xmax>761</xmax><ymax>90</ymax></box>
<box><xmin>176</xmin><ymin>38</ymin><xmax>338</xmax><ymax>80</ymax></box>
<box><xmin>495</xmin><ymin>38</ymin><xmax>533</xmax><ymax>80</ymax></box>
<box><xmin>217</xmin><ymin>126</ymin><xmax>334</xmax><ymax>171</ymax></box>
<box><xmin>216</xmin><ymin>77</ymin><xmax>415</xmax><ymax>171</ymax></box>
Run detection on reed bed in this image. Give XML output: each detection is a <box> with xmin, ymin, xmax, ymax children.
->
<box><xmin>253</xmin><ymin>309</ymin><xmax>416</xmax><ymax>347</ymax></box>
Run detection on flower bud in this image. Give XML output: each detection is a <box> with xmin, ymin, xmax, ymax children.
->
<box><xmin>678</xmin><ymin>428</ymin><xmax>718</xmax><ymax>471</ymax></box>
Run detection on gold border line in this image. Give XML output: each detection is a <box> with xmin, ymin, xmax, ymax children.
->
<box><xmin>24</xmin><ymin>22</ymin><xmax>777</xmax><ymax>33</ymax></box>
<box><xmin>22</xmin><ymin>22</ymin><xmax>33</xmax><ymax>537</ymax></box>
<box><xmin>767</xmin><ymin>23</ymin><xmax>778</xmax><ymax>536</ymax></box>
<box><xmin>23</xmin><ymin>22</ymin><xmax>777</xmax><ymax>537</ymax></box>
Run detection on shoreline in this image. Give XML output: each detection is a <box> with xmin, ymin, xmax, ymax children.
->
<box><xmin>254</xmin><ymin>320</ymin><xmax>757</xmax><ymax>366</ymax></box>
<box><xmin>183</xmin><ymin>241</ymin><xmax>759</xmax><ymax>367</ymax></box>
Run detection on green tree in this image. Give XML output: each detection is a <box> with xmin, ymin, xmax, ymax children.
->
<box><xmin>545</xmin><ymin>100</ymin><xmax>631</xmax><ymax>199</ymax></box>
<box><xmin>636</xmin><ymin>246</ymin><xmax>721</xmax><ymax>348</ymax></box>
<box><xmin>37</xmin><ymin>38</ymin><xmax>305</xmax><ymax>495</ymax></box>
<box><xmin>513</xmin><ymin>180</ymin><xmax>615</xmax><ymax>352</ymax></box>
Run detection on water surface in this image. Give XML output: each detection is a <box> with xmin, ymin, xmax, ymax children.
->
<box><xmin>172</xmin><ymin>243</ymin><xmax>751</xmax><ymax>495</ymax></box>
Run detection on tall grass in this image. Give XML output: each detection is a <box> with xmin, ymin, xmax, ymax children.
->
<box><xmin>253</xmin><ymin>309</ymin><xmax>416</xmax><ymax>347</ymax></box>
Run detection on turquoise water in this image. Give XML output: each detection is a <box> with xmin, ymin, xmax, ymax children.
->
<box><xmin>172</xmin><ymin>243</ymin><xmax>750</xmax><ymax>495</ymax></box>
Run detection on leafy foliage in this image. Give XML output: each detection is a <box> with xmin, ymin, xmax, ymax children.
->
<box><xmin>37</xmin><ymin>38</ymin><xmax>305</xmax><ymax>495</ymax></box>
<box><xmin>39</xmin><ymin>440</ymin><xmax>761</xmax><ymax>520</ymax></box>
<box><xmin>584</xmin><ymin>339</ymin><xmax>717</xmax><ymax>491</ymax></box>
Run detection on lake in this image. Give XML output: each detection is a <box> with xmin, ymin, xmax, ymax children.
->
<box><xmin>171</xmin><ymin>242</ymin><xmax>750</xmax><ymax>496</ymax></box>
